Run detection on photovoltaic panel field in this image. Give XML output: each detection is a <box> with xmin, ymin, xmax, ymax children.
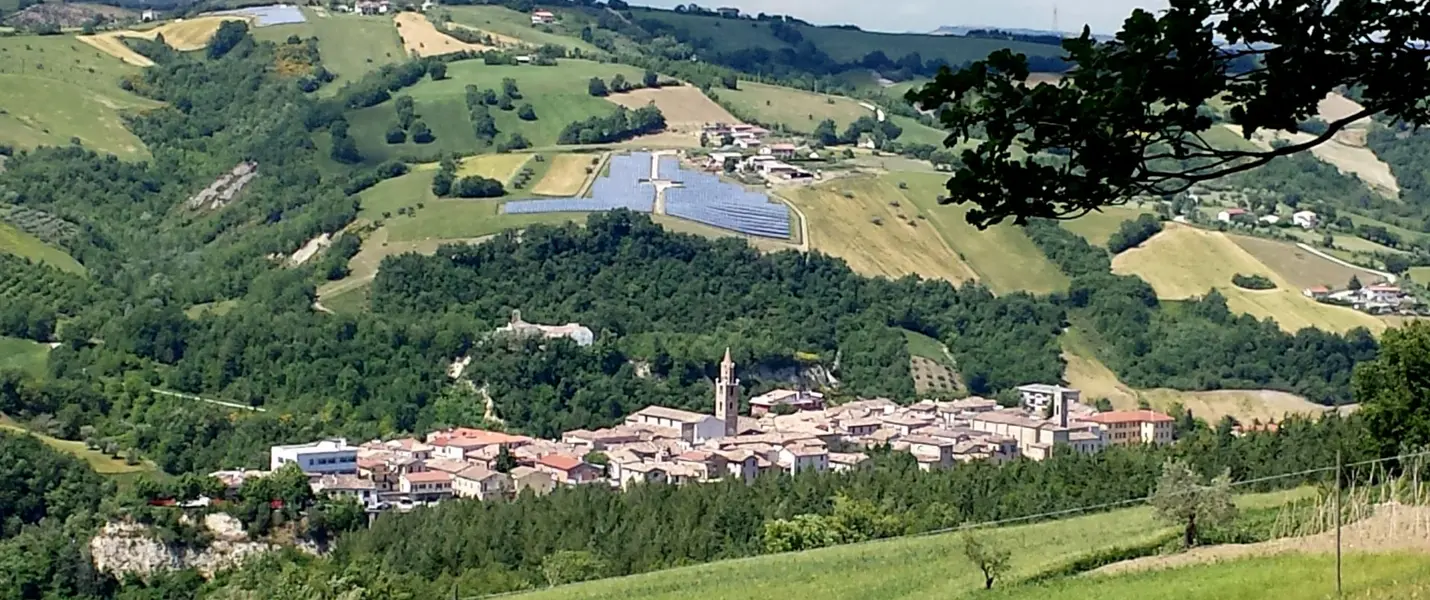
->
<box><xmin>503</xmin><ymin>153</ymin><xmax>792</xmax><ymax>239</ymax></box>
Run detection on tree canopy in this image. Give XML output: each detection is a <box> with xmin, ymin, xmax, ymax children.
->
<box><xmin>910</xmin><ymin>0</ymin><xmax>1430</xmax><ymax>227</ymax></box>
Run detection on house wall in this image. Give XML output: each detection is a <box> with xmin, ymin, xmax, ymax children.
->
<box><xmin>271</xmin><ymin>448</ymin><xmax>358</xmax><ymax>474</ymax></box>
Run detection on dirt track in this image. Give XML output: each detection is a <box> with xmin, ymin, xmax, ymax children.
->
<box><xmin>1092</xmin><ymin>503</ymin><xmax>1430</xmax><ymax>576</ymax></box>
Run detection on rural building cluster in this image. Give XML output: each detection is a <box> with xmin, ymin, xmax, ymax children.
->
<box><xmin>249</xmin><ymin>351</ymin><xmax>1172</xmax><ymax>511</ymax></box>
<box><xmin>1304</xmin><ymin>282</ymin><xmax>1421</xmax><ymax>315</ymax></box>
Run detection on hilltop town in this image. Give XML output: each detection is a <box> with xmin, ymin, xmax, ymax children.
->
<box><xmin>248</xmin><ymin>350</ymin><xmax>1173</xmax><ymax>511</ymax></box>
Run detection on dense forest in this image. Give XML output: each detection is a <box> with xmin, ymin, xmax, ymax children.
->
<box><xmin>1026</xmin><ymin>220</ymin><xmax>1376</xmax><ymax>404</ymax></box>
<box><xmin>370</xmin><ymin>211</ymin><xmax>1065</xmax><ymax>434</ymax></box>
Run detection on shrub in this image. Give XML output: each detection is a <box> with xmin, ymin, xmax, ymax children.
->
<box><xmin>1231</xmin><ymin>273</ymin><xmax>1276</xmax><ymax>290</ymax></box>
<box><xmin>385</xmin><ymin>125</ymin><xmax>407</xmax><ymax>144</ymax></box>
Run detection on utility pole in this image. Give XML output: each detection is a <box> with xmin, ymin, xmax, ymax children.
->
<box><xmin>1335</xmin><ymin>448</ymin><xmax>1343</xmax><ymax>597</ymax></box>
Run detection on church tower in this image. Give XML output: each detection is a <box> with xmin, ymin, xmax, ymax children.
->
<box><xmin>714</xmin><ymin>347</ymin><xmax>740</xmax><ymax>437</ymax></box>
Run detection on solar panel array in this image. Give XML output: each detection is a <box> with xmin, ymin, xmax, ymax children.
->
<box><xmin>663</xmin><ymin>164</ymin><xmax>791</xmax><ymax>239</ymax></box>
<box><xmin>217</xmin><ymin>4</ymin><xmax>307</xmax><ymax>26</ymax></box>
<box><xmin>657</xmin><ymin>157</ymin><xmax>683</xmax><ymax>182</ymax></box>
<box><xmin>502</xmin><ymin>153</ymin><xmax>655</xmax><ymax>215</ymax></box>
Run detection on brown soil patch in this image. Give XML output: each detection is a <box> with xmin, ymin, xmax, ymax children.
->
<box><xmin>532</xmin><ymin>154</ymin><xmax>597</xmax><ymax>196</ymax></box>
<box><xmin>605</xmin><ymin>86</ymin><xmax>738</xmax><ymax>130</ymax></box>
<box><xmin>78</xmin><ymin>15</ymin><xmax>249</xmax><ymax>65</ymax></box>
<box><xmin>1092</xmin><ymin>503</ymin><xmax>1430</xmax><ymax>576</ymax></box>
<box><xmin>396</xmin><ymin>12</ymin><xmax>491</xmax><ymax>57</ymax></box>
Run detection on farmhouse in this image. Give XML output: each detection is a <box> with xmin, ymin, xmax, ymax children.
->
<box><xmin>716</xmin><ymin>6</ymin><xmax>741</xmax><ymax>17</ymax></box>
<box><xmin>764</xmin><ymin>143</ymin><xmax>798</xmax><ymax>159</ymax></box>
<box><xmin>1217</xmin><ymin>207</ymin><xmax>1248</xmax><ymax>222</ymax></box>
<box><xmin>355</xmin><ymin>0</ymin><xmax>390</xmax><ymax>15</ymax></box>
<box><xmin>1293</xmin><ymin>210</ymin><xmax>1319</xmax><ymax>229</ymax></box>
<box><xmin>141</xmin><ymin>9</ymin><xmax>157</xmax><ymax>21</ymax></box>
<box><xmin>1303</xmin><ymin>285</ymin><xmax>1331</xmax><ymax>300</ymax></box>
<box><xmin>531</xmin><ymin>9</ymin><xmax>555</xmax><ymax>24</ymax></box>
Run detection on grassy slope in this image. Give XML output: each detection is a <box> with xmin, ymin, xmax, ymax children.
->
<box><xmin>1229</xmin><ymin>234</ymin><xmax>1386</xmax><ymax>290</ymax></box>
<box><xmin>778</xmin><ymin>175</ymin><xmax>978</xmax><ymax>284</ymax></box>
<box><xmin>509</xmin><ymin>490</ymin><xmax>1305</xmax><ymax>600</ymax></box>
<box><xmin>902</xmin><ymin>329</ymin><xmax>950</xmax><ymax>363</ymax></box>
<box><xmin>0</xmin><ymin>336</ymin><xmax>49</xmax><ymax>378</ymax></box>
<box><xmin>1060</xmin><ymin>206</ymin><xmax>1152</xmax><ymax>248</ymax></box>
<box><xmin>1061</xmin><ymin>324</ymin><xmax>1329</xmax><ymax>423</ymax></box>
<box><xmin>717</xmin><ymin>81</ymin><xmax>946</xmax><ymax>146</ymax></box>
<box><xmin>348</xmin><ymin>59</ymin><xmax>648</xmax><ymax>162</ymax></box>
<box><xmin>445</xmin><ymin>5</ymin><xmax>601</xmax><ymax>53</ymax></box>
<box><xmin>0</xmin><ymin>221</ymin><xmax>85</xmax><ymax>274</ymax></box>
<box><xmin>252</xmin><ymin>9</ymin><xmax>405</xmax><ymax>95</ymax></box>
<box><xmin>0</xmin><ymin>34</ymin><xmax>158</xmax><ymax>159</ymax></box>
<box><xmin>988</xmin><ymin>553</ymin><xmax>1430</xmax><ymax>600</ymax></box>
<box><xmin>897</xmin><ymin>172</ymin><xmax>1068</xmax><ymax>295</ymax></box>
<box><xmin>1112</xmin><ymin>223</ymin><xmax>1386</xmax><ymax>334</ymax></box>
<box><xmin>0</xmin><ymin>415</ymin><xmax>155</xmax><ymax>476</ymax></box>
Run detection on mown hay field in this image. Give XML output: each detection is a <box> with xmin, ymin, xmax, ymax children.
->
<box><xmin>777</xmin><ymin>175</ymin><xmax>979</xmax><ymax>285</ymax></box>
<box><xmin>1112</xmin><ymin>223</ymin><xmax>1386</xmax><ymax>334</ymax></box>
<box><xmin>532</xmin><ymin>153</ymin><xmax>600</xmax><ymax>196</ymax></box>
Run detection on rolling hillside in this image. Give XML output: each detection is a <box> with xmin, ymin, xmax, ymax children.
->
<box><xmin>0</xmin><ymin>34</ymin><xmax>159</xmax><ymax>159</ymax></box>
<box><xmin>715</xmin><ymin>80</ymin><xmax>948</xmax><ymax>146</ymax></box>
<box><xmin>504</xmin><ymin>490</ymin><xmax>1330</xmax><ymax>600</ymax></box>
<box><xmin>1112</xmin><ymin>223</ymin><xmax>1387</xmax><ymax>334</ymax></box>
<box><xmin>0</xmin><ymin>221</ymin><xmax>84</xmax><ymax>274</ymax></box>
<box><xmin>252</xmin><ymin>8</ymin><xmax>404</xmax><ymax>94</ymax></box>
<box><xmin>625</xmin><ymin>7</ymin><xmax>1065</xmax><ymax>67</ymax></box>
<box><xmin>347</xmin><ymin>59</ymin><xmax>649</xmax><ymax>162</ymax></box>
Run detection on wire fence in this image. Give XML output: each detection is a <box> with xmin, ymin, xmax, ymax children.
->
<box><xmin>455</xmin><ymin>449</ymin><xmax>1430</xmax><ymax>599</ymax></box>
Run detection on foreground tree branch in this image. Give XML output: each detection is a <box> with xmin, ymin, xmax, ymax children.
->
<box><xmin>910</xmin><ymin>0</ymin><xmax>1430</xmax><ymax>228</ymax></box>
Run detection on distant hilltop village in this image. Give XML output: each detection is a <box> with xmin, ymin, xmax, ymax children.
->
<box><xmin>238</xmin><ymin>350</ymin><xmax>1174</xmax><ymax>511</ymax></box>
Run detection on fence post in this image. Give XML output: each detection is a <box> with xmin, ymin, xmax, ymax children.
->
<box><xmin>1335</xmin><ymin>448</ymin><xmax>1342</xmax><ymax>597</ymax></box>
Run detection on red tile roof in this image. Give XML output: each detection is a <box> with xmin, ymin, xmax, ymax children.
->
<box><xmin>403</xmin><ymin>470</ymin><xmax>452</xmax><ymax>484</ymax></box>
<box><xmin>1083</xmin><ymin>410</ymin><xmax>1175</xmax><ymax>425</ymax></box>
<box><xmin>537</xmin><ymin>454</ymin><xmax>585</xmax><ymax>472</ymax></box>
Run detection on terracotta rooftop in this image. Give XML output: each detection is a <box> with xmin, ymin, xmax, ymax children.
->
<box><xmin>537</xmin><ymin>454</ymin><xmax>586</xmax><ymax>472</ymax></box>
<box><xmin>402</xmin><ymin>470</ymin><xmax>452</xmax><ymax>484</ymax></box>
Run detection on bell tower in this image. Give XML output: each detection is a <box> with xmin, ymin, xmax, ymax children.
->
<box><xmin>714</xmin><ymin>348</ymin><xmax>740</xmax><ymax>437</ymax></box>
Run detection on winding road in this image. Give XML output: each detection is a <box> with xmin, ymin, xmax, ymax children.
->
<box><xmin>1295</xmin><ymin>242</ymin><xmax>1397</xmax><ymax>284</ymax></box>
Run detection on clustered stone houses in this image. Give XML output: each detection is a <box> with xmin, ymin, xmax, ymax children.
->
<box><xmin>259</xmin><ymin>351</ymin><xmax>1174</xmax><ymax>510</ymax></box>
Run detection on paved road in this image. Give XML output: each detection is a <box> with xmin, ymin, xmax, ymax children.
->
<box><xmin>1295</xmin><ymin>243</ymin><xmax>1397</xmax><ymax>284</ymax></box>
<box><xmin>151</xmin><ymin>388</ymin><xmax>266</xmax><ymax>412</ymax></box>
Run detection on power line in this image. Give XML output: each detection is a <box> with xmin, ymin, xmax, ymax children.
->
<box><xmin>464</xmin><ymin>448</ymin><xmax>1430</xmax><ymax>599</ymax></box>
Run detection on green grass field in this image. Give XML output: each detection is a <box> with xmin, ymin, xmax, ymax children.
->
<box><xmin>902</xmin><ymin>329</ymin><xmax>951</xmax><ymax>363</ymax></box>
<box><xmin>896</xmin><ymin>172</ymin><xmax>1069</xmax><ymax>294</ymax></box>
<box><xmin>0</xmin><ymin>221</ymin><xmax>85</xmax><ymax>274</ymax></box>
<box><xmin>0</xmin><ymin>336</ymin><xmax>49</xmax><ymax>378</ymax></box>
<box><xmin>508</xmin><ymin>489</ymin><xmax>1312</xmax><ymax>600</ymax></box>
<box><xmin>1059</xmin><ymin>205</ymin><xmax>1153</xmax><ymax>248</ymax></box>
<box><xmin>252</xmin><ymin>9</ymin><xmax>405</xmax><ymax>95</ymax></box>
<box><xmin>989</xmin><ymin>553</ymin><xmax>1430</xmax><ymax>600</ymax></box>
<box><xmin>0</xmin><ymin>34</ymin><xmax>159</xmax><ymax>159</ymax></box>
<box><xmin>445</xmin><ymin>5</ymin><xmax>600</xmax><ymax>53</ymax></box>
<box><xmin>348</xmin><ymin>59</ymin><xmax>648</xmax><ymax>163</ymax></box>
<box><xmin>355</xmin><ymin>166</ymin><xmax>575</xmax><ymax>242</ymax></box>
<box><xmin>0</xmin><ymin>415</ymin><xmax>156</xmax><ymax>476</ymax></box>
<box><xmin>716</xmin><ymin>81</ymin><xmax>947</xmax><ymax>146</ymax></box>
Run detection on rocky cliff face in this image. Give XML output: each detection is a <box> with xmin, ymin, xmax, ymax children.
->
<box><xmin>89</xmin><ymin>514</ymin><xmax>310</xmax><ymax>579</ymax></box>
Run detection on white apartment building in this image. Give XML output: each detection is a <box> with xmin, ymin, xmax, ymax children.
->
<box><xmin>270</xmin><ymin>438</ymin><xmax>359</xmax><ymax>474</ymax></box>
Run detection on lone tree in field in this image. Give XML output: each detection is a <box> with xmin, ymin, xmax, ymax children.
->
<box><xmin>1151</xmin><ymin>459</ymin><xmax>1236</xmax><ymax>548</ymax></box>
<box><xmin>962</xmin><ymin>533</ymin><xmax>1012</xmax><ymax>590</ymax></box>
<box><xmin>909</xmin><ymin>0</ymin><xmax>1430</xmax><ymax>228</ymax></box>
